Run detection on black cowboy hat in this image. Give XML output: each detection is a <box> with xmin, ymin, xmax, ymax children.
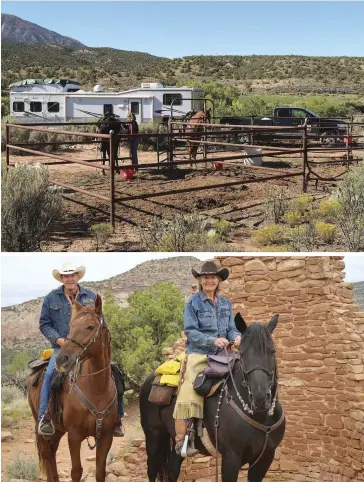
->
<box><xmin>192</xmin><ymin>261</ymin><xmax>229</xmax><ymax>281</ymax></box>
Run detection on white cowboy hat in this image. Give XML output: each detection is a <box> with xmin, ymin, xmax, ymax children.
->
<box><xmin>52</xmin><ymin>262</ymin><xmax>85</xmax><ymax>283</ymax></box>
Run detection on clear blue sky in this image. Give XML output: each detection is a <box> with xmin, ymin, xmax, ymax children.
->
<box><xmin>2</xmin><ymin>1</ymin><xmax>364</xmax><ymax>58</ymax></box>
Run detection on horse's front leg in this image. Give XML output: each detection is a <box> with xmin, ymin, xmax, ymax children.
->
<box><xmin>247</xmin><ymin>450</ymin><xmax>275</xmax><ymax>482</ymax></box>
<box><xmin>101</xmin><ymin>148</ymin><xmax>106</xmax><ymax>176</ymax></box>
<box><xmin>95</xmin><ymin>434</ymin><xmax>113</xmax><ymax>482</ymax></box>
<box><xmin>48</xmin><ymin>431</ymin><xmax>65</xmax><ymax>482</ymax></box>
<box><xmin>67</xmin><ymin>434</ymin><xmax>83</xmax><ymax>482</ymax></box>
<box><xmin>221</xmin><ymin>451</ymin><xmax>242</xmax><ymax>482</ymax></box>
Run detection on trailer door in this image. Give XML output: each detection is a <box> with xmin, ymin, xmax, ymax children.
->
<box><xmin>129</xmin><ymin>99</ymin><xmax>142</xmax><ymax>124</ymax></box>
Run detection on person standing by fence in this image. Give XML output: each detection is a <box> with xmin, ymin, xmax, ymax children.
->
<box><xmin>127</xmin><ymin>112</ymin><xmax>139</xmax><ymax>166</ymax></box>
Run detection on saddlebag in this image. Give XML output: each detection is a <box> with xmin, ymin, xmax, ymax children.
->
<box><xmin>148</xmin><ymin>375</ymin><xmax>176</xmax><ymax>406</ymax></box>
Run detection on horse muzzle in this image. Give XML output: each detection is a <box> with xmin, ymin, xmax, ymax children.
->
<box><xmin>56</xmin><ymin>352</ymin><xmax>76</xmax><ymax>373</ymax></box>
<box><xmin>250</xmin><ymin>392</ymin><xmax>271</xmax><ymax>412</ymax></box>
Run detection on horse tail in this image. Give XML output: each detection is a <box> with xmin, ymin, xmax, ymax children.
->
<box><xmin>140</xmin><ymin>374</ymin><xmax>172</xmax><ymax>482</ymax></box>
<box><xmin>35</xmin><ymin>437</ymin><xmax>47</xmax><ymax>479</ymax></box>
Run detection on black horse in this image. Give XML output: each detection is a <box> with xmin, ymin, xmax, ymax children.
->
<box><xmin>139</xmin><ymin>313</ymin><xmax>285</xmax><ymax>482</ymax></box>
<box><xmin>96</xmin><ymin>113</ymin><xmax>129</xmax><ymax>174</ymax></box>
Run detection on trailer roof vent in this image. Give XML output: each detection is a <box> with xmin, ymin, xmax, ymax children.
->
<box><xmin>93</xmin><ymin>84</ymin><xmax>104</xmax><ymax>92</ymax></box>
<box><xmin>141</xmin><ymin>82</ymin><xmax>164</xmax><ymax>89</ymax></box>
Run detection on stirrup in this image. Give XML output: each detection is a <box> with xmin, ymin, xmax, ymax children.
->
<box><xmin>38</xmin><ymin>417</ymin><xmax>55</xmax><ymax>437</ymax></box>
<box><xmin>176</xmin><ymin>436</ymin><xmax>199</xmax><ymax>458</ymax></box>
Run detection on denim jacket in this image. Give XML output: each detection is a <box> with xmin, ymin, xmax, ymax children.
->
<box><xmin>39</xmin><ymin>285</ymin><xmax>97</xmax><ymax>347</ymax></box>
<box><xmin>184</xmin><ymin>290</ymin><xmax>240</xmax><ymax>355</ymax></box>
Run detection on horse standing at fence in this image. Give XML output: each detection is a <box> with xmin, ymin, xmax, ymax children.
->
<box><xmin>28</xmin><ymin>295</ymin><xmax>118</xmax><ymax>482</ymax></box>
<box><xmin>97</xmin><ymin>113</ymin><xmax>128</xmax><ymax>175</ymax></box>
<box><xmin>185</xmin><ymin>109</ymin><xmax>211</xmax><ymax>167</ymax></box>
<box><xmin>140</xmin><ymin>313</ymin><xmax>285</xmax><ymax>482</ymax></box>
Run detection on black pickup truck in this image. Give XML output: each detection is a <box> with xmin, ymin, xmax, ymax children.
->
<box><xmin>220</xmin><ymin>107</ymin><xmax>348</xmax><ymax>145</ymax></box>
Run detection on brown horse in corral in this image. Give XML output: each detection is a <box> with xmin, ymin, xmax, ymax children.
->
<box><xmin>185</xmin><ymin>109</ymin><xmax>211</xmax><ymax>166</ymax></box>
<box><xmin>27</xmin><ymin>296</ymin><xmax>118</xmax><ymax>482</ymax></box>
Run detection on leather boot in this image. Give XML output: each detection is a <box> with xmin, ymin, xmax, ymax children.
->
<box><xmin>113</xmin><ymin>417</ymin><xmax>125</xmax><ymax>437</ymax></box>
<box><xmin>174</xmin><ymin>419</ymin><xmax>199</xmax><ymax>457</ymax></box>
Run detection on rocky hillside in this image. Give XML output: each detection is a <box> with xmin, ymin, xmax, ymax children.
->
<box><xmin>2</xmin><ymin>14</ymin><xmax>364</xmax><ymax>95</ymax></box>
<box><xmin>1</xmin><ymin>256</ymin><xmax>201</xmax><ymax>348</ymax></box>
<box><xmin>1</xmin><ymin>13</ymin><xmax>84</xmax><ymax>47</ymax></box>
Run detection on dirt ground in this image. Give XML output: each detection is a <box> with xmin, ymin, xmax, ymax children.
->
<box><xmin>1</xmin><ymin>398</ymin><xmax>143</xmax><ymax>480</ymax></box>
<box><xmin>6</xmin><ymin>143</ymin><xmax>363</xmax><ymax>252</ymax></box>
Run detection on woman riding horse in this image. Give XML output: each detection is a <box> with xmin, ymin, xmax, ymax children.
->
<box><xmin>140</xmin><ymin>261</ymin><xmax>285</xmax><ymax>482</ymax></box>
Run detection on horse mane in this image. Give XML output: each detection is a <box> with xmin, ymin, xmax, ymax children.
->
<box><xmin>240</xmin><ymin>322</ymin><xmax>275</xmax><ymax>357</ymax></box>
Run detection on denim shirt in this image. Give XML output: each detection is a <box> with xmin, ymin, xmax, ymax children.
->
<box><xmin>39</xmin><ymin>285</ymin><xmax>97</xmax><ymax>347</ymax></box>
<box><xmin>184</xmin><ymin>290</ymin><xmax>240</xmax><ymax>355</ymax></box>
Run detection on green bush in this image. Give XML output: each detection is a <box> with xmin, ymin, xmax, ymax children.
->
<box><xmin>139</xmin><ymin>212</ymin><xmax>233</xmax><ymax>252</ymax></box>
<box><xmin>288</xmin><ymin>223</ymin><xmax>318</xmax><ymax>252</ymax></box>
<box><xmin>105</xmin><ymin>282</ymin><xmax>185</xmax><ymax>388</ymax></box>
<box><xmin>1</xmin><ymin>385</ymin><xmax>24</xmax><ymax>404</ymax></box>
<box><xmin>317</xmin><ymin>199</ymin><xmax>342</xmax><ymax>221</ymax></box>
<box><xmin>284</xmin><ymin>210</ymin><xmax>302</xmax><ymax>227</ymax></box>
<box><xmin>6</xmin><ymin>456</ymin><xmax>39</xmax><ymax>481</ymax></box>
<box><xmin>333</xmin><ymin>166</ymin><xmax>364</xmax><ymax>251</ymax></box>
<box><xmin>262</xmin><ymin>244</ymin><xmax>292</xmax><ymax>252</ymax></box>
<box><xmin>290</xmin><ymin>195</ymin><xmax>313</xmax><ymax>215</ymax></box>
<box><xmin>1</xmin><ymin>97</ymin><xmax>10</xmax><ymax>117</ymax></box>
<box><xmin>90</xmin><ymin>223</ymin><xmax>114</xmax><ymax>252</ymax></box>
<box><xmin>2</xmin><ymin>398</ymin><xmax>31</xmax><ymax>428</ymax></box>
<box><xmin>264</xmin><ymin>186</ymin><xmax>289</xmax><ymax>224</ymax></box>
<box><xmin>253</xmin><ymin>225</ymin><xmax>287</xmax><ymax>246</ymax></box>
<box><xmin>315</xmin><ymin>221</ymin><xmax>337</xmax><ymax>244</ymax></box>
<box><xmin>2</xmin><ymin>164</ymin><xmax>62</xmax><ymax>251</ymax></box>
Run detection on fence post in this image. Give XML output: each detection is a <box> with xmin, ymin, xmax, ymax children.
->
<box><xmin>168</xmin><ymin>120</ymin><xmax>174</xmax><ymax>165</ymax></box>
<box><xmin>109</xmin><ymin>130</ymin><xmax>115</xmax><ymax>228</ymax></box>
<box><xmin>6</xmin><ymin>122</ymin><xmax>10</xmax><ymax>168</ymax></box>
<box><xmin>302</xmin><ymin>120</ymin><xmax>308</xmax><ymax>192</ymax></box>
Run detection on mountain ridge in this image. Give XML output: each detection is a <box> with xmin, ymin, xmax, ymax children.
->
<box><xmin>1</xmin><ymin>13</ymin><xmax>85</xmax><ymax>47</ymax></box>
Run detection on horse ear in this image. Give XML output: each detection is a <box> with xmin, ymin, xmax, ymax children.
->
<box><xmin>235</xmin><ymin>312</ymin><xmax>248</xmax><ymax>334</ymax></box>
<box><xmin>73</xmin><ymin>299</ymin><xmax>82</xmax><ymax>311</ymax></box>
<box><xmin>95</xmin><ymin>294</ymin><xmax>102</xmax><ymax>315</ymax></box>
<box><xmin>266</xmin><ymin>314</ymin><xmax>279</xmax><ymax>333</ymax></box>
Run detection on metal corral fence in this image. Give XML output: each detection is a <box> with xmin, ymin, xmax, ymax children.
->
<box><xmin>4</xmin><ymin>117</ymin><xmax>364</xmax><ymax>226</ymax></box>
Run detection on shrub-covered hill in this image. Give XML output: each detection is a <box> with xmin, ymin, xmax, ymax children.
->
<box><xmin>2</xmin><ymin>40</ymin><xmax>364</xmax><ymax>95</ymax></box>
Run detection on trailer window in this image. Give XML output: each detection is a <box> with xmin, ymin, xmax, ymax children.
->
<box><xmin>130</xmin><ymin>102</ymin><xmax>139</xmax><ymax>115</ymax></box>
<box><xmin>48</xmin><ymin>102</ymin><xmax>60</xmax><ymax>113</ymax></box>
<box><xmin>30</xmin><ymin>102</ymin><xmax>42</xmax><ymax>112</ymax></box>
<box><xmin>13</xmin><ymin>101</ymin><xmax>25</xmax><ymax>112</ymax></box>
<box><xmin>104</xmin><ymin>104</ymin><xmax>113</xmax><ymax>115</ymax></box>
<box><xmin>163</xmin><ymin>94</ymin><xmax>182</xmax><ymax>106</ymax></box>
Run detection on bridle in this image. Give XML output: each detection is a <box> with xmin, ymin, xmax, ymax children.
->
<box><xmin>239</xmin><ymin>355</ymin><xmax>277</xmax><ymax>416</ymax></box>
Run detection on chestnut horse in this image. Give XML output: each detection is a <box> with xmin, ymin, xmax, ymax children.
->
<box><xmin>185</xmin><ymin>109</ymin><xmax>211</xmax><ymax>166</ymax></box>
<box><xmin>27</xmin><ymin>295</ymin><xmax>118</xmax><ymax>482</ymax></box>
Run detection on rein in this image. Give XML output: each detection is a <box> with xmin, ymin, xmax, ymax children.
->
<box><xmin>213</xmin><ymin>347</ymin><xmax>285</xmax><ymax>482</ymax></box>
<box><xmin>65</xmin><ymin>312</ymin><xmax>116</xmax><ymax>449</ymax></box>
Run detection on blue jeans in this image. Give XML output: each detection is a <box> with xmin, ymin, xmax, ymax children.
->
<box><xmin>38</xmin><ymin>347</ymin><xmax>60</xmax><ymax>421</ymax></box>
<box><xmin>119</xmin><ymin>395</ymin><xmax>124</xmax><ymax>417</ymax></box>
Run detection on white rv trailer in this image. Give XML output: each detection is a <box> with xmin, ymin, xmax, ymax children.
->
<box><xmin>9</xmin><ymin>79</ymin><xmax>205</xmax><ymax>124</ymax></box>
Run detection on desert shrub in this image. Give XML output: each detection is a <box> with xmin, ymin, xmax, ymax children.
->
<box><xmin>264</xmin><ymin>186</ymin><xmax>289</xmax><ymax>223</ymax></box>
<box><xmin>139</xmin><ymin>212</ymin><xmax>233</xmax><ymax>252</ymax></box>
<box><xmin>315</xmin><ymin>221</ymin><xmax>337</xmax><ymax>244</ymax></box>
<box><xmin>2</xmin><ymin>164</ymin><xmax>62</xmax><ymax>251</ymax></box>
<box><xmin>2</xmin><ymin>398</ymin><xmax>31</xmax><ymax>428</ymax></box>
<box><xmin>288</xmin><ymin>222</ymin><xmax>318</xmax><ymax>252</ymax></box>
<box><xmin>90</xmin><ymin>223</ymin><xmax>114</xmax><ymax>252</ymax></box>
<box><xmin>332</xmin><ymin>166</ymin><xmax>364</xmax><ymax>251</ymax></box>
<box><xmin>317</xmin><ymin>199</ymin><xmax>342</xmax><ymax>221</ymax></box>
<box><xmin>290</xmin><ymin>195</ymin><xmax>313</xmax><ymax>215</ymax></box>
<box><xmin>1</xmin><ymin>97</ymin><xmax>10</xmax><ymax>117</ymax></box>
<box><xmin>284</xmin><ymin>210</ymin><xmax>302</xmax><ymax>227</ymax></box>
<box><xmin>6</xmin><ymin>456</ymin><xmax>39</xmax><ymax>481</ymax></box>
<box><xmin>253</xmin><ymin>225</ymin><xmax>287</xmax><ymax>246</ymax></box>
<box><xmin>1</xmin><ymin>385</ymin><xmax>24</xmax><ymax>404</ymax></box>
